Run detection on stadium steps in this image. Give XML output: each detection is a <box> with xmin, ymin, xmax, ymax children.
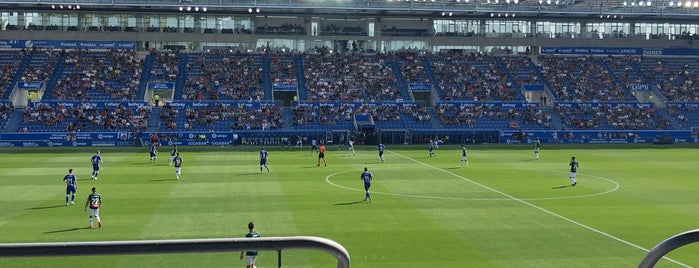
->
<box><xmin>2</xmin><ymin>55</ymin><xmax>30</xmax><ymax>99</ymax></box>
<box><xmin>421</xmin><ymin>57</ymin><xmax>441</xmax><ymax>100</ymax></box>
<box><xmin>174</xmin><ymin>53</ymin><xmax>188</xmax><ymax>101</ymax></box>
<box><xmin>293</xmin><ymin>55</ymin><xmax>307</xmax><ymax>101</ymax></box>
<box><xmin>261</xmin><ymin>56</ymin><xmax>273</xmax><ymax>101</ymax></box>
<box><xmin>42</xmin><ymin>54</ymin><xmax>66</xmax><ymax>99</ymax></box>
<box><xmin>495</xmin><ymin>57</ymin><xmax>525</xmax><ymax>100</ymax></box>
<box><xmin>427</xmin><ymin>107</ymin><xmax>441</xmax><ymax>128</ymax></box>
<box><xmin>3</xmin><ymin>107</ymin><xmax>23</xmax><ymax>132</ymax></box>
<box><xmin>390</xmin><ymin>60</ymin><xmax>413</xmax><ymax>101</ymax></box>
<box><xmin>654</xmin><ymin>107</ymin><xmax>681</xmax><ymax>129</ymax></box>
<box><xmin>597</xmin><ymin>57</ymin><xmax>635</xmax><ymax>101</ymax></box>
<box><xmin>137</xmin><ymin>54</ymin><xmax>155</xmax><ymax>101</ymax></box>
<box><xmin>281</xmin><ymin>107</ymin><xmax>293</xmax><ymax>129</ymax></box>
<box><xmin>544</xmin><ymin>106</ymin><xmax>565</xmax><ymax>129</ymax></box>
<box><xmin>147</xmin><ymin>107</ymin><xmax>162</xmax><ymax>132</ymax></box>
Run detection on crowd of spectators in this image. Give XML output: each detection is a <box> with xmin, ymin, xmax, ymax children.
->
<box><xmin>599</xmin><ymin>55</ymin><xmax>645</xmax><ymax>92</ymax></box>
<box><xmin>641</xmin><ymin>58</ymin><xmax>699</xmax><ymax>102</ymax></box>
<box><xmin>499</xmin><ymin>55</ymin><xmax>541</xmax><ymax>87</ymax></box>
<box><xmin>160</xmin><ymin>102</ymin><xmax>282</xmax><ymax>131</ymax></box>
<box><xmin>20</xmin><ymin>102</ymin><xmax>150</xmax><ymax>132</ymax></box>
<box><xmin>291</xmin><ymin>103</ymin><xmax>355</xmax><ymax>126</ymax></box>
<box><xmin>291</xmin><ymin>102</ymin><xmax>430</xmax><ymax>128</ymax></box>
<box><xmin>0</xmin><ymin>50</ymin><xmax>23</xmax><ymax>96</ymax></box>
<box><xmin>20</xmin><ymin>48</ymin><xmax>60</xmax><ymax>86</ymax></box>
<box><xmin>396</xmin><ymin>52</ymin><xmax>431</xmax><ymax>85</ymax></box>
<box><xmin>666</xmin><ymin>103</ymin><xmax>699</xmax><ymax>128</ymax></box>
<box><xmin>303</xmin><ymin>52</ymin><xmax>401</xmax><ymax>101</ymax></box>
<box><xmin>524</xmin><ymin>105</ymin><xmax>552</xmax><ymax>129</ymax></box>
<box><xmin>552</xmin><ymin>103</ymin><xmax>666</xmax><ymax>130</ymax></box>
<box><xmin>430</xmin><ymin>52</ymin><xmax>517</xmax><ymax>101</ymax></box>
<box><xmin>539</xmin><ymin>55</ymin><xmax>632</xmax><ymax>102</ymax></box>
<box><xmin>51</xmin><ymin>49</ymin><xmax>142</xmax><ymax>101</ymax></box>
<box><xmin>257</xmin><ymin>23</ymin><xmax>305</xmax><ymax>35</ymax></box>
<box><xmin>269</xmin><ymin>53</ymin><xmax>297</xmax><ymax>86</ymax></box>
<box><xmin>0</xmin><ymin>102</ymin><xmax>14</xmax><ymax>125</ymax></box>
<box><xmin>149</xmin><ymin>50</ymin><xmax>179</xmax><ymax>83</ymax></box>
<box><xmin>183</xmin><ymin>51</ymin><xmax>264</xmax><ymax>101</ymax></box>
<box><xmin>436</xmin><ymin>102</ymin><xmax>549</xmax><ymax>129</ymax></box>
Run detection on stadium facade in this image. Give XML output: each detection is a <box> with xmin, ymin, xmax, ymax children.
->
<box><xmin>0</xmin><ymin>0</ymin><xmax>697</xmax><ymax>146</ymax></box>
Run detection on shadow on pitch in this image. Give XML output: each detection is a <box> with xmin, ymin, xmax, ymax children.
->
<box><xmin>44</xmin><ymin>227</ymin><xmax>83</xmax><ymax>234</ymax></box>
<box><xmin>26</xmin><ymin>205</ymin><xmax>65</xmax><ymax>210</ymax></box>
<box><xmin>129</xmin><ymin>162</ymin><xmax>156</xmax><ymax>165</ymax></box>
<box><xmin>149</xmin><ymin>178</ymin><xmax>176</xmax><ymax>182</ymax></box>
<box><xmin>552</xmin><ymin>185</ymin><xmax>572</xmax><ymax>189</ymax></box>
<box><xmin>334</xmin><ymin>200</ymin><xmax>367</xmax><ymax>206</ymax></box>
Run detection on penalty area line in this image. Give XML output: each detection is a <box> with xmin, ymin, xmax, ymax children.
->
<box><xmin>387</xmin><ymin>150</ymin><xmax>690</xmax><ymax>268</ymax></box>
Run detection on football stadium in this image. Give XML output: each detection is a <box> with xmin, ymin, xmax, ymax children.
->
<box><xmin>0</xmin><ymin>0</ymin><xmax>698</xmax><ymax>267</ymax></box>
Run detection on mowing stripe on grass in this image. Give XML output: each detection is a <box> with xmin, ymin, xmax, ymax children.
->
<box><xmin>388</xmin><ymin>150</ymin><xmax>691</xmax><ymax>268</ymax></box>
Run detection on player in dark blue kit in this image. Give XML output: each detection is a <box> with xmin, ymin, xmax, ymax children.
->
<box><xmin>63</xmin><ymin>168</ymin><xmax>78</xmax><ymax>206</ymax></box>
<box><xmin>259</xmin><ymin>147</ymin><xmax>270</xmax><ymax>173</ymax></box>
<box><xmin>361</xmin><ymin>167</ymin><xmax>373</xmax><ymax>202</ymax></box>
<box><xmin>149</xmin><ymin>142</ymin><xmax>158</xmax><ymax>163</ymax></box>
<box><xmin>91</xmin><ymin>150</ymin><xmax>102</xmax><ymax>180</ymax></box>
<box><xmin>428</xmin><ymin>140</ymin><xmax>437</xmax><ymax>158</ymax></box>
<box><xmin>378</xmin><ymin>142</ymin><xmax>385</xmax><ymax>162</ymax></box>
<box><xmin>311</xmin><ymin>138</ymin><xmax>318</xmax><ymax>154</ymax></box>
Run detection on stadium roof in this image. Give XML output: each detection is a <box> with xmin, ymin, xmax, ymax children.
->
<box><xmin>1</xmin><ymin>0</ymin><xmax>698</xmax><ymax>19</ymax></box>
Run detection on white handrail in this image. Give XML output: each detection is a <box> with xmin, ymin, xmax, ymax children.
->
<box><xmin>637</xmin><ymin>229</ymin><xmax>699</xmax><ymax>268</ymax></box>
<box><xmin>0</xmin><ymin>236</ymin><xmax>350</xmax><ymax>268</ymax></box>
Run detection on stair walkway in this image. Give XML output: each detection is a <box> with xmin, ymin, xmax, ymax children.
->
<box><xmin>427</xmin><ymin>107</ymin><xmax>441</xmax><ymax>129</ymax></box>
<box><xmin>654</xmin><ymin>107</ymin><xmax>681</xmax><ymax>130</ymax></box>
<box><xmin>293</xmin><ymin>55</ymin><xmax>307</xmax><ymax>101</ymax></box>
<box><xmin>2</xmin><ymin>108</ymin><xmax>23</xmax><ymax>132</ymax></box>
<box><xmin>2</xmin><ymin>55</ymin><xmax>31</xmax><ymax>99</ymax></box>
<box><xmin>281</xmin><ymin>107</ymin><xmax>293</xmax><ymax>129</ymax></box>
<box><xmin>544</xmin><ymin>107</ymin><xmax>564</xmax><ymax>129</ymax></box>
<box><xmin>147</xmin><ymin>107</ymin><xmax>161</xmax><ymax>132</ymax></box>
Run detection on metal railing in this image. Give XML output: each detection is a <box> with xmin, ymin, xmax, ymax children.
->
<box><xmin>0</xmin><ymin>236</ymin><xmax>350</xmax><ymax>268</ymax></box>
<box><xmin>638</xmin><ymin>229</ymin><xmax>699</xmax><ymax>268</ymax></box>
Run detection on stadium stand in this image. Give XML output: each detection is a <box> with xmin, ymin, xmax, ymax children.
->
<box><xmin>635</xmin><ymin>57</ymin><xmax>699</xmax><ymax>102</ymax></box>
<box><xmin>537</xmin><ymin>55</ymin><xmax>635</xmax><ymax>102</ymax></box>
<box><xmin>182</xmin><ymin>51</ymin><xmax>264</xmax><ymax>101</ymax></box>
<box><xmin>158</xmin><ymin>102</ymin><xmax>282</xmax><ymax>132</ymax></box>
<box><xmin>0</xmin><ymin>102</ymin><xmax>14</xmax><ymax>131</ymax></box>
<box><xmin>18</xmin><ymin>102</ymin><xmax>150</xmax><ymax>132</ymax></box>
<box><xmin>667</xmin><ymin>102</ymin><xmax>699</xmax><ymax>130</ymax></box>
<box><xmin>552</xmin><ymin>102</ymin><xmax>669</xmax><ymax>130</ymax></box>
<box><xmin>0</xmin><ymin>50</ymin><xmax>24</xmax><ymax>99</ymax></box>
<box><xmin>429</xmin><ymin>52</ymin><xmax>518</xmax><ymax>101</ymax></box>
<box><xmin>302</xmin><ymin>52</ymin><xmax>402</xmax><ymax>102</ymax></box>
<box><xmin>0</xmin><ymin>48</ymin><xmax>694</xmax><ymax>135</ymax></box>
<box><xmin>47</xmin><ymin>49</ymin><xmax>142</xmax><ymax>101</ymax></box>
<box><xmin>435</xmin><ymin>102</ymin><xmax>551</xmax><ymax>130</ymax></box>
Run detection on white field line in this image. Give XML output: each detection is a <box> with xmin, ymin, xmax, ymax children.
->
<box><xmin>388</xmin><ymin>150</ymin><xmax>691</xmax><ymax>268</ymax></box>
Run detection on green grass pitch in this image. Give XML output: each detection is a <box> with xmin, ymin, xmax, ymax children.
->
<box><xmin>1</xmin><ymin>145</ymin><xmax>698</xmax><ymax>268</ymax></box>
